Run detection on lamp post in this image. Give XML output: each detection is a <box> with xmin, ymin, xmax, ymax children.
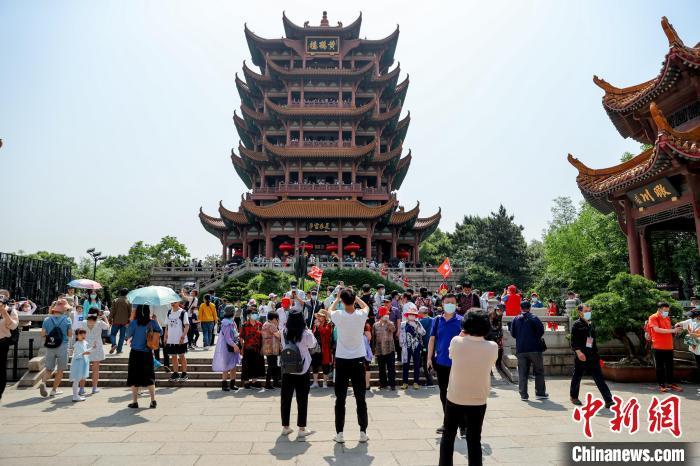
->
<box><xmin>86</xmin><ymin>248</ymin><xmax>106</xmax><ymax>280</ymax></box>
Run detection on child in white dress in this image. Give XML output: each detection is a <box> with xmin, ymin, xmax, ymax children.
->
<box><xmin>69</xmin><ymin>328</ymin><xmax>91</xmax><ymax>402</ymax></box>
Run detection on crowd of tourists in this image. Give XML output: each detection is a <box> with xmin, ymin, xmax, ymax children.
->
<box><xmin>2</xmin><ymin>283</ymin><xmax>700</xmax><ymax>465</ymax></box>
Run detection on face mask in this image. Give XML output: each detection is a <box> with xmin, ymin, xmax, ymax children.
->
<box><xmin>443</xmin><ymin>303</ymin><xmax>456</xmax><ymax>314</ymax></box>
<box><xmin>661</xmin><ymin>311</ymin><xmax>669</xmax><ymax>318</ymax></box>
<box><xmin>311</xmin><ymin>294</ymin><xmax>317</xmax><ymax>298</ymax></box>
<box><xmin>382</xmin><ymin>315</ymin><xmax>389</xmax><ymax>321</ymax></box>
<box><xmin>90</xmin><ymin>294</ymin><xmax>97</xmax><ymax>300</ymax></box>
<box><xmin>583</xmin><ymin>311</ymin><xmax>592</xmax><ymax>321</ymax></box>
<box><xmin>251</xmin><ymin>314</ymin><xmax>259</xmax><ymax>320</ymax></box>
<box><xmin>408</xmin><ymin>315</ymin><xmax>416</xmax><ymax>321</ymax></box>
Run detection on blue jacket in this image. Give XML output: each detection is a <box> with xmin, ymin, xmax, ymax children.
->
<box><xmin>508</xmin><ymin>312</ymin><xmax>544</xmax><ymax>354</ymax></box>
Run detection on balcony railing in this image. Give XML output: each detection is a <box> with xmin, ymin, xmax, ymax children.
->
<box><xmin>288</xmin><ymin>100</ymin><xmax>352</xmax><ymax>108</ymax></box>
<box><xmin>287</xmin><ymin>140</ymin><xmax>352</xmax><ymax>148</ymax></box>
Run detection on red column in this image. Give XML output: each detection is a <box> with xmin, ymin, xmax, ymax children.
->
<box><xmin>624</xmin><ymin>200</ymin><xmax>642</xmax><ymax>275</ymax></box>
<box><xmin>690</xmin><ymin>174</ymin><xmax>700</xmax><ymax>256</ymax></box>
<box><xmin>338</xmin><ymin>235</ymin><xmax>344</xmax><ymax>268</ymax></box>
<box><xmin>414</xmin><ymin>242</ymin><xmax>420</xmax><ymax>263</ymax></box>
<box><xmin>265</xmin><ymin>224</ymin><xmax>272</xmax><ymax>258</ymax></box>
<box><xmin>365</xmin><ymin>233</ymin><xmax>372</xmax><ymax>260</ymax></box>
<box><xmin>640</xmin><ymin>229</ymin><xmax>654</xmax><ymax>280</ymax></box>
<box><xmin>391</xmin><ymin>230</ymin><xmax>398</xmax><ymax>258</ymax></box>
<box><xmin>221</xmin><ymin>243</ymin><xmax>227</xmax><ymax>262</ymax></box>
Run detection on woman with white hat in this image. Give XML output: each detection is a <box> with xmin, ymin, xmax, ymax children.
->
<box><xmin>399</xmin><ymin>302</ymin><xmax>426</xmax><ymax>389</ymax></box>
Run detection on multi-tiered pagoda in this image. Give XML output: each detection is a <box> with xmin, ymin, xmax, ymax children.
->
<box><xmin>200</xmin><ymin>11</ymin><xmax>440</xmax><ymax>262</ymax></box>
<box><xmin>569</xmin><ymin>17</ymin><xmax>700</xmax><ymax>279</ymax></box>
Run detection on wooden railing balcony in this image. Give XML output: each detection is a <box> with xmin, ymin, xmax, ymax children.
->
<box><xmin>251</xmin><ymin>183</ymin><xmax>389</xmax><ymax>198</ymax></box>
<box><xmin>287</xmin><ymin>140</ymin><xmax>352</xmax><ymax>148</ymax></box>
<box><xmin>287</xmin><ymin>100</ymin><xmax>352</xmax><ymax>108</ymax></box>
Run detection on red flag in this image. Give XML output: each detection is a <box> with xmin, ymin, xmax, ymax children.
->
<box><xmin>380</xmin><ymin>263</ymin><xmax>388</xmax><ymax>277</ymax></box>
<box><xmin>437</xmin><ymin>258</ymin><xmax>452</xmax><ymax>279</ymax></box>
<box><xmin>402</xmin><ymin>276</ymin><xmax>409</xmax><ymax>288</ymax></box>
<box><xmin>438</xmin><ymin>283</ymin><xmax>448</xmax><ymax>295</ymax></box>
<box><xmin>307</xmin><ymin>266</ymin><xmax>323</xmax><ymax>285</ymax></box>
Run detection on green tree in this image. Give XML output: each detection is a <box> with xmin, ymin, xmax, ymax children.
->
<box><xmin>452</xmin><ymin>206</ymin><xmax>529</xmax><ymax>288</ymax></box>
<box><xmin>418</xmin><ymin>228</ymin><xmax>453</xmax><ymax>265</ymax></box>
<box><xmin>21</xmin><ymin>251</ymin><xmax>76</xmax><ymax>269</ymax></box>
<box><xmin>541</xmin><ymin>201</ymin><xmax>628</xmax><ymax>300</ymax></box>
<box><xmin>246</xmin><ymin>269</ymin><xmax>293</xmax><ymax>296</ymax></box>
<box><xmin>588</xmin><ymin>273</ymin><xmax>681</xmax><ymax>364</ymax></box>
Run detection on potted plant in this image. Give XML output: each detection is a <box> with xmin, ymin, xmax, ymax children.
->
<box><xmin>587</xmin><ymin>272</ymin><xmax>693</xmax><ymax>382</ymax></box>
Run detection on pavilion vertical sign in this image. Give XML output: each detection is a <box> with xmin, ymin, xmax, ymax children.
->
<box><xmin>305</xmin><ymin>36</ymin><xmax>340</xmax><ymax>55</ymax></box>
<box><xmin>627</xmin><ymin>178</ymin><xmax>679</xmax><ymax>208</ymax></box>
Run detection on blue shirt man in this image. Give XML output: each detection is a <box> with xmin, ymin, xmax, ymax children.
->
<box><xmin>426</xmin><ymin>293</ymin><xmax>465</xmax><ymax>434</ymax></box>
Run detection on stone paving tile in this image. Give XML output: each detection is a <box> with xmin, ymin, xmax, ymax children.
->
<box><xmin>160</xmin><ymin>441</ymin><xmax>253</xmax><ymax>455</ymax></box>
<box><xmin>0</xmin><ymin>456</ymin><xmax>99</xmax><ymax>465</ymax></box>
<box><xmin>58</xmin><ymin>442</ymin><xmax>163</xmax><ymax>456</ymax></box>
<box><xmin>1</xmin><ymin>376</ymin><xmax>698</xmax><ymax>465</ymax></box>
<box><xmin>94</xmin><ymin>454</ymin><xmax>200</xmax><ymax>466</ymax></box>
<box><xmin>0</xmin><ymin>443</ymin><xmax>74</xmax><ymax>458</ymax></box>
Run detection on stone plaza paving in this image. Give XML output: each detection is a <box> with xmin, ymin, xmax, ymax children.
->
<box><xmin>0</xmin><ymin>375</ymin><xmax>698</xmax><ymax>465</ymax></box>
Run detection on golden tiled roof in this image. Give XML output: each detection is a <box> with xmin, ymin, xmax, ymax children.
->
<box><xmin>241</xmin><ymin>199</ymin><xmax>396</xmax><ymax>219</ymax></box>
<box><xmin>282</xmin><ymin>11</ymin><xmax>362</xmax><ymax>39</ymax></box>
<box><xmin>219</xmin><ymin>202</ymin><xmax>250</xmax><ymax>225</ymax></box>
<box><xmin>199</xmin><ymin>208</ymin><xmax>227</xmax><ymax>231</ymax></box>
<box><xmin>238</xmin><ymin>144</ymin><xmax>269</xmax><ymax>162</ymax></box>
<box><xmin>372</xmin><ymin>145</ymin><xmax>404</xmax><ymax>164</ymax></box>
<box><xmin>389</xmin><ymin>202</ymin><xmax>419</xmax><ymax>225</ymax></box>
<box><xmin>370</xmin><ymin>105</ymin><xmax>402</xmax><ymax>123</ymax></box>
<box><xmin>414</xmin><ymin>208</ymin><xmax>442</xmax><ymax>230</ymax></box>
<box><xmin>594</xmin><ymin>17</ymin><xmax>699</xmax><ymax>114</ymax></box>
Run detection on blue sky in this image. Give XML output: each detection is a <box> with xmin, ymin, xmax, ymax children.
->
<box><xmin>1</xmin><ymin>0</ymin><xmax>698</xmax><ymax>261</ymax></box>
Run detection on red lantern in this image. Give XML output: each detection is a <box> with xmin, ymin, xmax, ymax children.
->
<box><xmin>278</xmin><ymin>242</ymin><xmax>294</xmax><ymax>252</ymax></box>
<box><xmin>325</xmin><ymin>243</ymin><xmax>338</xmax><ymax>252</ymax></box>
<box><xmin>300</xmin><ymin>243</ymin><xmax>313</xmax><ymax>251</ymax></box>
<box><xmin>232</xmin><ymin>248</ymin><xmax>242</xmax><ymax>256</ymax></box>
<box><xmin>398</xmin><ymin>249</ymin><xmax>410</xmax><ymax>259</ymax></box>
<box><xmin>344</xmin><ymin>242</ymin><xmax>360</xmax><ymax>252</ymax></box>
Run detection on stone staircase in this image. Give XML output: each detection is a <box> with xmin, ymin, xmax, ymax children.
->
<box><xmin>56</xmin><ymin>347</ymin><xmax>509</xmax><ymax>389</ymax></box>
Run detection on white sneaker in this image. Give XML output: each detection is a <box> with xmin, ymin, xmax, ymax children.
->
<box><xmin>359</xmin><ymin>431</ymin><xmax>369</xmax><ymax>443</ymax></box>
<box><xmin>49</xmin><ymin>389</ymin><xmax>63</xmax><ymax>397</ymax></box>
<box><xmin>72</xmin><ymin>396</ymin><xmax>86</xmax><ymax>402</ymax></box>
<box><xmin>38</xmin><ymin>382</ymin><xmax>48</xmax><ymax>397</ymax></box>
<box><xmin>297</xmin><ymin>429</ymin><xmax>314</xmax><ymax>441</ymax></box>
<box><xmin>281</xmin><ymin>427</ymin><xmax>294</xmax><ymax>436</ymax></box>
<box><xmin>310</xmin><ymin>382</ymin><xmax>319</xmax><ymax>389</ymax></box>
<box><xmin>334</xmin><ymin>432</ymin><xmax>345</xmax><ymax>443</ymax></box>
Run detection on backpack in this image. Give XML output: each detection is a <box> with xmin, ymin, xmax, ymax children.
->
<box><xmin>168</xmin><ymin>309</ymin><xmax>186</xmax><ymax>331</ymax></box>
<box><xmin>44</xmin><ymin>316</ymin><xmax>65</xmax><ymax>348</ymax></box>
<box><xmin>279</xmin><ymin>341</ymin><xmax>304</xmax><ymax>375</ymax></box>
<box><xmin>146</xmin><ymin>321</ymin><xmax>161</xmax><ymax>351</ymax></box>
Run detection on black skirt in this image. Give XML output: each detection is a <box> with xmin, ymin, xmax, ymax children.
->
<box><xmin>241</xmin><ymin>348</ymin><xmax>265</xmax><ymax>380</ymax></box>
<box><xmin>127</xmin><ymin>349</ymin><xmax>156</xmax><ymax>387</ymax></box>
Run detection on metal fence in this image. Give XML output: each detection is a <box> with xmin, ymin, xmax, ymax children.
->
<box><xmin>0</xmin><ymin>252</ymin><xmax>72</xmax><ymax>310</ymax></box>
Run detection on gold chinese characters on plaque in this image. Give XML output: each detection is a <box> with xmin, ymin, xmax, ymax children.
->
<box><xmin>628</xmin><ymin>178</ymin><xmax>679</xmax><ymax>208</ymax></box>
<box><xmin>305</xmin><ymin>36</ymin><xmax>340</xmax><ymax>55</ymax></box>
<box><xmin>306</xmin><ymin>222</ymin><xmax>332</xmax><ymax>232</ymax></box>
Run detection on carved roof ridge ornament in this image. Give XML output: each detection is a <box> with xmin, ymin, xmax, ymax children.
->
<box><xmin>567</xmin><ymin>148</ymin><xmax>655</xmax><ymax>178</ymax></box>
<box><xmin>320</xmin><ymin>11</ymin><xmax>330</xmax><ymax>27</ymax></box>
<box><xmin>661</xmin><ymin>16</ymin><xmax>684</xmax><ymax>47</ymax></box>
<box><xmin>650</xmin><ymin>102</ymin><xmax>700</xmax><ymax>141</ymax></box>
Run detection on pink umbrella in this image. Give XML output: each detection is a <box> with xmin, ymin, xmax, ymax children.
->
<box><xmin>67</xmin><ymin>278</ymin><xmax>103</xmax><ymax>290</ymax></box>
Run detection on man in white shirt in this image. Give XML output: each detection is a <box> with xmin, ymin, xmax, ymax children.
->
<box><xmin>164</xmin><ymin>301</ymin><xmax>190</xmax><ymax>382</ymax></box>
<box><xmin>328</xmin><ymin>288</ymin><xmax>370</xmax><ymax>444</ymax></box>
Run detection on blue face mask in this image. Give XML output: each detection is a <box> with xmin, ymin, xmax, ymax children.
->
<box><xmin>251</xmin><ymin>313</ymin><xmax>259</xmax><ymax>320</ymax></box>
<box><xmin>661</xmin><ymin>311</ymin><xmax>669</xmax><ymax>318</ymax></box>
<box><xmin>583</xmin><ymin>311</ymin><xmax>592</xmax><ymax>321</ymax></box>
<box><xmin>443</xmin><ymin>303</ymin><xmax>456</xmax><ymax>314</ymax></box>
